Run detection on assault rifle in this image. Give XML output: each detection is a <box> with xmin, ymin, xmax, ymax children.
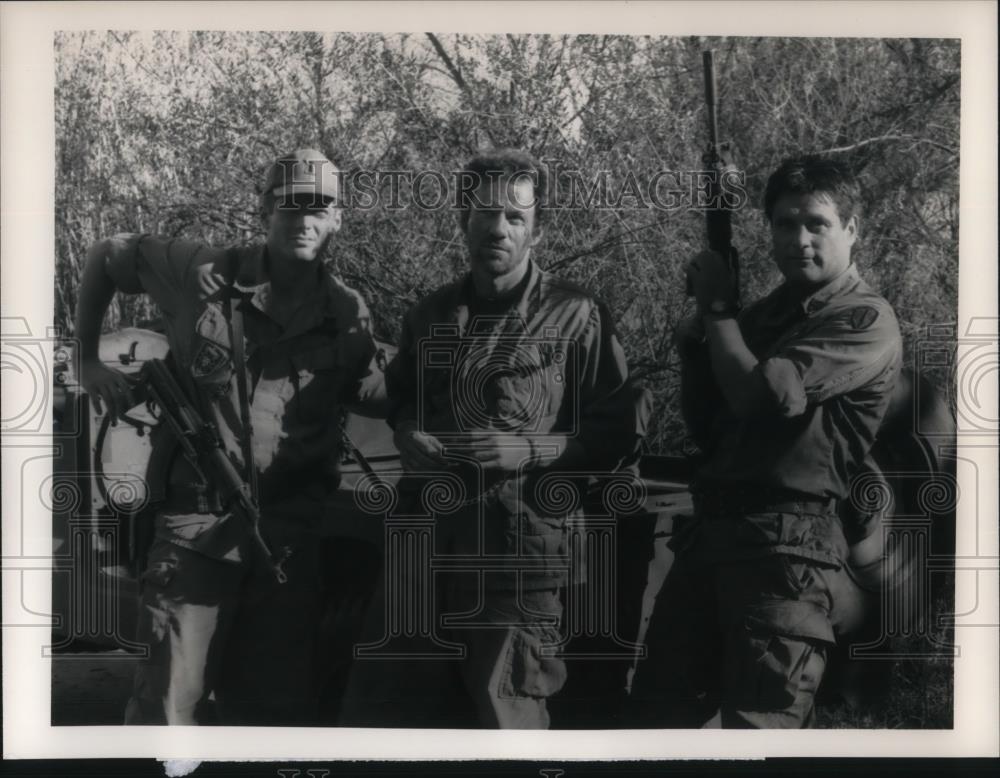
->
<box><xmin>129</xmin><ymin>358</ymin><xmax>290</xmax><ymax>583</ymax></box>
<box><xmin>688</xmin><ymin>49</ymin><xmax>740</xmax><ymax>304</ymax></box>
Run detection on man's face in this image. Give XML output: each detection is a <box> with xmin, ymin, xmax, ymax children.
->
<box><xmin>770</xmin><ymin>192</ymin><xmax>857</xmax><ymax>289</ymax></box>
<box><xmin>463</xmin><ymin>176</ymin><xmax>541</xmax><ymax>282</ymax></box>
<box><xmin>265</xmin><ymin>195</ymin><xmax>342</xmax><ymax>264</ymax></box>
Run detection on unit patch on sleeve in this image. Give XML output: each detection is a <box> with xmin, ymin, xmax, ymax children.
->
<box><xmin>191</xmin><ymin>339</ymin><xmax>230</xmax><ymax>377</ymax></box>
<box><xmin>850</xmin><ymin>305</ymin><xmax>880</xmax><ymax>331</ymax></box>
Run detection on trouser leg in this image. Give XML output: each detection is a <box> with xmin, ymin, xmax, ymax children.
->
<box><xmin>124</xmin><ymin>539</ymin><xmax>243</xmax><ymax>725</ymax></box>
<box><xmin>715</xmin><ymin>555</ymin><xmax>839</xmax><ymax>729</ymax></box>
<box><xmin>627</xmin><ymin>555</ymin><xmax>721</xmax><ymax>728</ymax></box>
<box><xmin>315</xmin><ymin>537</ymin><xmax>383</xmax><ymax>723</ymax></box>
<box><xmin>452</xmin><ymin>585</ymin><xmax>567</xmax><ymax>730</ymax></box>
<box><xmin>719</xmin><ymin>630</ymin><xmax>827</xmax><ymax>728</ymax></box>
<box><xmin>337</xmin><ymin>562</ymin><xmax>470</xmax><ymax>728</ymax></box>
<box><xmin>214</xmin><ymin>534</ymin><xmax>327</xmax><ymax>725</ymax></box>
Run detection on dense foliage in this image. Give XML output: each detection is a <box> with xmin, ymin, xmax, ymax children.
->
<box><xmin>55</xmin><ymin>32</ymin><xmax>959</xmax><ymax>454</ymax></box>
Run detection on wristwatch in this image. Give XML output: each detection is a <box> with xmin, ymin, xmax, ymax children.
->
<box><xmin>706</xmin><ymin>299</ymin><xmax>742</xmax><ymax>318</ymax></box>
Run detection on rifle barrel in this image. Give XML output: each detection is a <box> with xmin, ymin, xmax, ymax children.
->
<box><xmin>703</xmin><ymin>50</ymin><xmax>719</xmax><ymax>149</ymax></box>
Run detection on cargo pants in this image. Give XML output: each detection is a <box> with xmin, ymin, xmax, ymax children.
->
<box><xmin>338</xmin><ymin>573</ymin><xmax>567</xmax><ymax>729</ymax></box>
<box><xmin>629</xmin><ymin>520</ymin><xmax>855</xmax><ymax>728</ymax></box>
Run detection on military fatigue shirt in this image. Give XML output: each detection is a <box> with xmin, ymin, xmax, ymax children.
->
<box><xmin>105</xmin><ymin>234</ymin><xmax>383</xmax><ymax>558</ymax></box>
<box><xmin>385</xmin><ymin>261</ymin><xmax>637</xmax><ymax>589</ymax></box>
<box><xmin>681</xmin><ymin>263</ymin><xmax>902</xmax><ymax>566</ymax></box>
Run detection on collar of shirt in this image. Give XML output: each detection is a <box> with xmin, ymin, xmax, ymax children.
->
<box><xmin>794</xmin><ymin>262</ymin><xmax>863</xmax><ymax>315</ymax></box>
<box><xmin>453</xmin><ymin>260</ymin><xmax>542</xmax><ymax>335</ymax></box>
<box><xmin>229</xmin><ymin>244</ymin><xmax>333</xmax><ymax>340</ymax></box>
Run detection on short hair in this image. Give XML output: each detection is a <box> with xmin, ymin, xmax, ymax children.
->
<box><xmin>459</xmin><ymin>148</ymin><xmax>548</xmax><ymax>230</ymax></box>
<box><xmin>763</xmin><ymin>155</ymin><xmax>861</xmax><ymax>225</ymax></box>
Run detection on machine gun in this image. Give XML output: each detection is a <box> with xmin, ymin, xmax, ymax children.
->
<box><xmin>126</xmin><ymin>358</ymin><xmax>289</xmax><ymax>583</ymax></box>
<box><xmin>687</xmin><ymin>49</ymin><xmax>740</xmax><ymax>304</ymax></box>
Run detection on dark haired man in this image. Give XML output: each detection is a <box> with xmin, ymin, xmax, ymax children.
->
<box><xmin>630</xmin><ymin>155</ymin><xmax>902</xmax><ymax>728</ymax></box>
<box><xmin>340</xmin><ymin>149</ymin><xmax>640</xmax><ymax>728</ymax></box>
<box><xmin>76</xmin><ymin>148</ymin><xmax>385</xmax><ymax>725</ymax></box>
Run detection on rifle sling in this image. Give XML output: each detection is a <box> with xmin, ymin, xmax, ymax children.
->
<box><xmin>225</xmin><ymin>285</ymin><xmax>260</xmax><ymax>504</ymax></box>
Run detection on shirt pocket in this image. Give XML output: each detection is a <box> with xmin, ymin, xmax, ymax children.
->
<box><xmin>488</xmin><ymin>342</ymin><xmax>566</xmax><ymax>432</ymax></box>
<box><xmin>289</xmin><ymin>345</ymin><xmax>344</xmax><ymax>423</ymax></box>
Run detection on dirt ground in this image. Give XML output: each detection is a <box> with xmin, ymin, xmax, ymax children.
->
<box><xmin>51</xmin><ymin>651</ymin><xmax>140</xmax><ymax>725</ymax></box>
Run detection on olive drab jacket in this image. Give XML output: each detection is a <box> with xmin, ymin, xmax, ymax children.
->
<box><xmin>384</xmin><ymin>261</ymin><xmax>640</xmax><ymax>591</ymax></box>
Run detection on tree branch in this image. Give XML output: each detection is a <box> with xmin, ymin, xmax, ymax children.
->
<box><xmin>426</xmin><ymin>33</ymin><xmax>499</xmax><ymax>147</ymax></box>
<box><xmin>426</xmin><ymin>33</ymin><xmax>468</xmax><ymax>92</ymax></box>
<box><xmin>818</xmin><ymin>134</ymin><xmax>958</xmax><ymax>156</ymax></box>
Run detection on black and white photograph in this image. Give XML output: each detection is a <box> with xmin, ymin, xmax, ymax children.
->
<box><xmin>2</xmin><ymin>0</ymin><xmax>997</xmax><ymax>772</ymax></box>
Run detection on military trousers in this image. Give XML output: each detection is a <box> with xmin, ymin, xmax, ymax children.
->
<box><xmin>124</xmin><ymin>520</ymin><xmax>379</xmax><ymax>726</ymax></box>
<box><xmin>629</xmin><ymin>549</ymin><xmax>854</xmax><ymax>728</ymax></box>
<box><xmin>339</xmin><ymin>573</ymin><xmax>568</xmax><ymax>729</ymax></box>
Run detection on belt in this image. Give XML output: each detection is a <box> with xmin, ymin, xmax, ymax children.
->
<box><xmin>691</xmin><ymin>486</ymin><xmax>835</xmax><ymax>518</ymax></box>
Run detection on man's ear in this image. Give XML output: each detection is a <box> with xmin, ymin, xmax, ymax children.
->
<box><xmin>845</xmin><ymin>214</ymin><xmax>859</xmax><ymax>246</ymax></box>
<box><xmin>530</xmin><ymin>224</ymin><xmax>544</xmax><ymax>247</ymax></box>
<box><xmin>329</xmin><ymin>205</ymin><xmax>343</xmax><ymax>233</ymax></box>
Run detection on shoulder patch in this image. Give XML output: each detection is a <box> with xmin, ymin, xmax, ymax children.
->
<box><xmin>191</xmin><ymin>339</ymin><xmax>230</xmax><ymax>378</ymax></box>
<box><xmin>850</xmin><ymin>305</ymin><xmax>880</xmax><ymax>331</ymax></box>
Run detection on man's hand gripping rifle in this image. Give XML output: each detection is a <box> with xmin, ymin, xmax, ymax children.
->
<box><xmin>130</xmin><ymin>359</ymin><xmax>290</xmax><ymax>583</ymax></box>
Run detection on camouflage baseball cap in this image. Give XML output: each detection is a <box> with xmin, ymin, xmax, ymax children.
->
<box><xmin>260</xmin><ymin>148</ymin><xmax>340</xmax><ymax>205</ymax></box>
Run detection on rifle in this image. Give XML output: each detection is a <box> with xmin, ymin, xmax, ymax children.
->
<box><xmin>687</xmin><ymin>49</ymin><xmax>740</xmax><ymax>305</ymax></box>
<box><xmin>129</xmin><ymin>358</ymin><xmax>290</xmax><ymax>583</ymax></box>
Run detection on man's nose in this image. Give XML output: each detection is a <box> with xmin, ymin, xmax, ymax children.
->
<box><xmin>293</xmin><ymin>210</ymin><xmax>319</xmax><ymax>228</ymax></box>
<box><xmin>485</xmin><ymin>213</ymin><xmax>507</xmax><ymax>238</ymax></box>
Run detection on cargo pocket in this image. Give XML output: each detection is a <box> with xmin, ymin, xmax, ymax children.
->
<box><xmin>140</xmin><ymin>541</ymin><xmax>181</xmax><ymax>592</ymax></box>
<box><xmin>499</xmin><ymin>626</ymin><xmax>567</xmax><ymax>700</ymax></box>
<box><xmin>729</xmin><ymin>625</ymin><xmax>821</xmax><ymax>712</ymax></box>
<box><xmin>778</xmin><ymin>556</ymin><xmax>816</xmax><ymax>596</ymax></box>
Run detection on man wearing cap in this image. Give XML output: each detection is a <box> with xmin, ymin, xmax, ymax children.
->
<box><xmin>629</xmin><ymin>155</ymin><xmax>902</xmax><ymax>728</ymax></box>
<box><xmin>76</xmin><ymin>149</ymin><xmax>386</xmax><ymax>725</ymax></box>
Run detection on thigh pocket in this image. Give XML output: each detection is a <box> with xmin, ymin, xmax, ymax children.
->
<box><xmin>140</xmin><ymin>542</ymin><xmax>181</xmax><ymax>591</ymax></box>
<box><xmin>499</xmin><ymin>626</ymin><xmax>568</xmax><ymax>700</ymax></box>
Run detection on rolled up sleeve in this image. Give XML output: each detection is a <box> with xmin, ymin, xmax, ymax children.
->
<box><xmin>104</xmin><ymin>233</ymin><xmax>203</xmax><ymax>313</ymax></box>
<box><xmin>756</xmin><ymin>303</ymin><xmax>901</xmax><ymax>418</ymax></box>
